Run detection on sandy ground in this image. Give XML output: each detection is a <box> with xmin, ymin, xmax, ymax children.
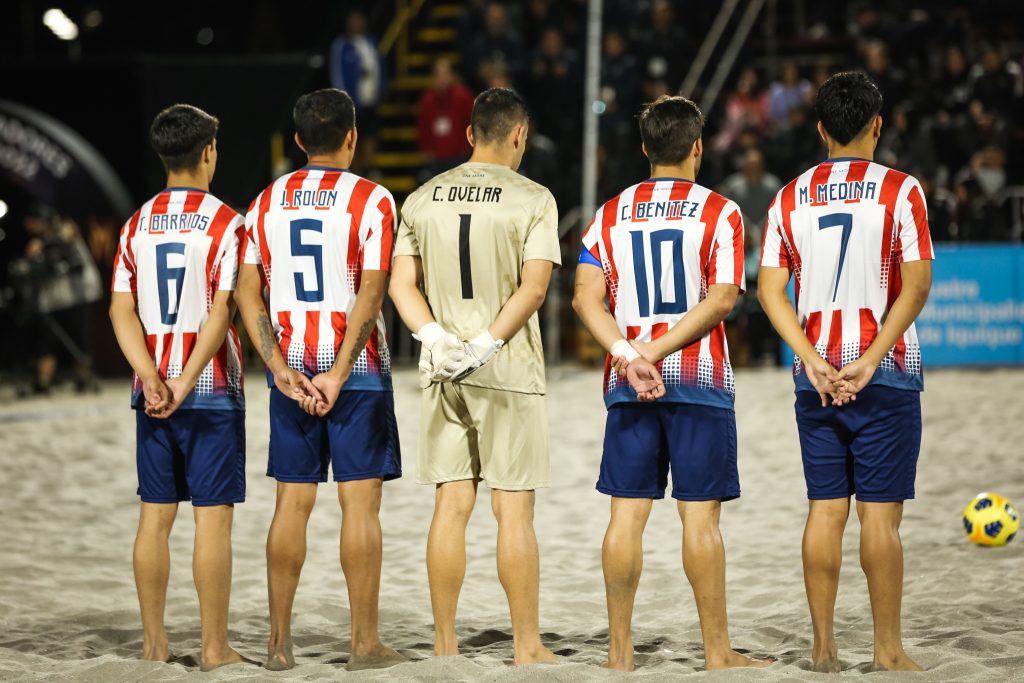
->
<box><xmin>0</xmin><ymin>367</ymin><xmax>1022</xmax><ymax>682</ymax></box>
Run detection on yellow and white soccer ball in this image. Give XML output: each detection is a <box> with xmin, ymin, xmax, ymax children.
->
<box><xmin>962</xmin><ymin>493</ymin><xmax>1019</xmax><ymax>546</ymax></box>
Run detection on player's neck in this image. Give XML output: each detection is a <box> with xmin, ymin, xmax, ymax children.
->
<box><xmin>468</xmin><ymin>146</ymin><xmax>516</xmax><ymax>168</ymax></box>
<box><xmin>165</xmin><ymin>171</ymin><xmax>209</xmax><ymax>192</ymax></box>
<box><xmin>827</xmin><ymin>141</ymin><xmax>875</xmax><ymax>162</ymax></box>
<box><xmin>649</xmin><ymin>163</ymin><xmax>696</xmax><ymax>182</ymax></box>
<box><xmin>306</xmin><ymin>153</ymin><xmax>352</xmax><ymax>170</ymax></box>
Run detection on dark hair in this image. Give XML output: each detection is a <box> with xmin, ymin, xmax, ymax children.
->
<box><xmin>293</xmin><ymin>89</ymin><xmax>356</xmax><ymax>156</ymax></box>
<box><xmin>471</xmin><ymin>88</ymin><xmax>529</xmax><ymax>145</ymax></box>
<box><xmin>149</xmin><ymin>104</ymin><xmax>218</xmax><ymax>172</ymax></box>
<box><xmin>638</xmin><ymin>95</ymin><xmax>704</xmax><ymax>166</ymax></box>
<box><xmin>814</xmin><ymin>72</ymin><xmax>883</xmax><ymax>145</ymax></box>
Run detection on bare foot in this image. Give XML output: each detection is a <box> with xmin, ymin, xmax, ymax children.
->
<box><xmin>200</xmin><ymin>647</ymin><xmax>258</xmax><ymax>672</ymax></box>
<box><xmin>705</xmin><ymin>649</ymin><xmax>774</xmax><ymax>670</ymax></box>
<box><xmin>870</xmin><ymin>650</ymin><xmax>922</xmax><ymax>672</ymax></box>
<box><xmin>811</xmin><ymin>638</ymin><xmax>841</xmax><ymax>673</ymax></box>
<box><xmin>264</xmin><ymin>638</ymin><xmax>295</xmax><ymax>671</ymax></box>
<box><xmin>514</xmin><ymin>643</ymin><xmax>558</xmax><ymax>665</ymax></box>
<box><xmin>346</xmin><ymin>643</ymin><xmax>408</xmax><ymax>671</ymax></box>
<box><xmin>601</xmin><ymin>658</ymin><xmax>635</xmax><ymax>672</ymax></box>
<box><xmin>140</xmin><ymin>641</ymin><xmax>170</xmax><ymax>663</ymax></box>
<box><xmin>434</xmin><ymin>634</ymin><xmax>460</xmax><ymax>657</ymax></box>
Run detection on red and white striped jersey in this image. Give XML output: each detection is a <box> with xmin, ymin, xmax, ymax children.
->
<box><xmin>760</xmin><ymin>157</ymin><xmax>934</xmax><ymax>391</ymax></box>
<box><xmin>580</xmin><ymin>178</ymin><xmax>745</xmax><ymax>409</ymax></box>
<box><xmin>112</xmin><ymin>187</ymin><xmax>245</xmax><ymax>410</ymax></box>
<box><xmin>243</xmin><ymin>166</ymin><xmax>395</xmax><ymax>391</ymax></box>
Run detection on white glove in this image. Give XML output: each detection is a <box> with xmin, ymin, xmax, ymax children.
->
<box><xmin>434</xmin><ymin>330</ymin><xmax>505</xmax><ymax>382</ymax></box>
<box><xmin>414</xmin><ymin>322</ymin><xmax>463</xmax><ymax>380</ymax></box>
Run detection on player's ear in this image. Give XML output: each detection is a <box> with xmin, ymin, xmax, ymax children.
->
<box><xmin>293</xmin><ymin>132</ymin><xmax>307</xmax><ymax>154</ymax></box>
<box><xmin>872</xmin><ymin>115</ymin><xmax>883</xmax><ymax>139</ymax></box>
<box><xmin>346</xmin><ymin>126</ymin><xmax>358</xmax><ymax>151</ymax></box>
<box><xmin>816</xmin><ymin>121</ymin><xmax>829</xmax><ymax>147</ymax></box>
<box><xmin>641</xmin><ymin>142</ymin><xmax>649</xmax><ymax>160</ymax></box>
<box><xmin>466</xmin><ymin>125</ymin><xmax>475</xmax><ymax>148</ymax></box>
<box><xmin>692</xmin><ymin>137</ymin><xmax>703</xmax><ymax>159</ymax></box>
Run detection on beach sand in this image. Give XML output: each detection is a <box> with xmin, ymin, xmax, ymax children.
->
<box><xmin>1</xmin><ymin>367</ymin><xmax>1021</xmax><ymax>682</ymax></box>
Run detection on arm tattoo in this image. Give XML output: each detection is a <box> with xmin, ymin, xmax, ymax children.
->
<box><xmin>256</xmin><ymin>311</ymin><xmax>278</xmax><ymax>365</ymax></box>
<box><xmin>335</xmin><ymin>319</ymin><xmax>375</xmax><ymax>371</ymax></box>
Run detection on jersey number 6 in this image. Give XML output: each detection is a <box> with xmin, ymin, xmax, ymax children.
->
<box><xmin>156</xmin><ymin>242</ymin><xmax>186</xmax><ymax>325</ymax></box>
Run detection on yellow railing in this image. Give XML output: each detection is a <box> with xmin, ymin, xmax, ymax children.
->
<box><xmin>379</xmin><ymin>0</ymin><xmax>428</xmax><ymax>76</ymax></box>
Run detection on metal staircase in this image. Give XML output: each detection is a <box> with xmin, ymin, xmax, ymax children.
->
<box><xmin>376</xmin><ymin>0</ymin><xmax>463</xmax><ymax>204</ymax></box>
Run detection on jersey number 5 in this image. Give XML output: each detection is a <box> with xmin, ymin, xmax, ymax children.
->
<box><xmin>156</xmin><ymin>242</ymin><xmax>186</xmax><ymax>325</ymax></box>
<box><xmin>818</xmin><ymin>212</ymin><xmax>853</xmax><ymax>302</ymax></box>
<box><xmin>291</xmin><ymin>218</ymin><xmax>324</xmax><ymax>303</ymax></box>
<box><xmin>630</xmin><ymin>229</ymin><xmax>687</xmax><ymax>317</ymax></box>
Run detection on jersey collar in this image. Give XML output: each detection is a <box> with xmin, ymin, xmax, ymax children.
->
<box><xmin>646</xmin><ymin>176</ymin><xmax>695</xmax><ymax>183</ymax></box>
<box><xmin>163</xmin><ymin>186</ymin><xmax>208</xmax><ymax>193</ymax></box>
<box><xmin>303</xmin><ymin>164</ymin><xmax>348</xmax><ymax>172</ymax></box>
<box><xmin>825</xmin><ymin>156</ymin><xmax>871</xmax><ymax>163</ymax></box>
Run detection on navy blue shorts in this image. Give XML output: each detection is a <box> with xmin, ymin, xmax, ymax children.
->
<box><xmin>268</xmin><ymin>388</ymin><xmax>401</xmax><ymax>483</ymax></box>
<box><xmin>795</xmin><ymin>386</ymin><xmax>921</xmax><ymax>502</ymax></box>
<box><xmin>597</xmin><ymin>403</ymin><xmax>740</xmax><ymax>501</ymax></box>
<box><xmin>136</xmin><ymin>408</ymin><xmax>245</xmax><ymax>506</ymax></box>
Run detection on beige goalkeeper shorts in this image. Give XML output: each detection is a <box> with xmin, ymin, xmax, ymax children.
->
<box><xmin>417</xmin><ymin>382</ymin><xmax>550</xmax><ymax>490</ymax></box>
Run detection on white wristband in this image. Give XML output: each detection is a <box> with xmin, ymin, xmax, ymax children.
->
<box><xmin>611</xmin><ymin>339</ymin><xmax>640</xmax><ymax>362</ymax></box>
<box><xmin>470</xmin><ymin>330</ymin><xmax>503</xmax><ymax>348</ymax></box>
<box><xmin>414</xmin><ymin>322</ymin><xmax>446</xmax><ymax>348</ymax></box>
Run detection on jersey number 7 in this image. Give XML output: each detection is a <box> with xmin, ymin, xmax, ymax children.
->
<box><xmin>818</xmin><ymin>212</ymin><xmax>853</xmax><ymax>302</ymax></box>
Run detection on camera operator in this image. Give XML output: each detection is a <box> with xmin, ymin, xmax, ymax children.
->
<box><xmin>11</xmin><ymin>205</ymin><xmax>103</xmax><ymax>394</ymax></box>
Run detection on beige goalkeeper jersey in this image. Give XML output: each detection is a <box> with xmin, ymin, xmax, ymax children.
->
<box><xmin>395</xmin><ymin>162</ymin><xmax>562</xmax><ymax>394</ymax></box>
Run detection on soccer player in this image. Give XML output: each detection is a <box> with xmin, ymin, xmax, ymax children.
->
<box><xmin>389</xmin><ymin>88</ymin><xmax>559</xmax><ymax>664</ymax></box>
<box><xmin>109</xmin><ymin>104</ymin><xmax>253</xmax><ymax>670</ymax></box>
<box><xmin>573</xmin><ymin>95</ymin><xmax>772</xmax><ymax>672</ymax></box>
<box><xmin>758</xmin><ymin>72</ymin><xmax>932</xmax><ymax>672</ymax></box>
<box><xmin>235</xmin><ymin>89</ymin><xmax>403</xmax><ymax>671</ymax></box>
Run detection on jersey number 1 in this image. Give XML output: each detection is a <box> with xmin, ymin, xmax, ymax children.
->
<box><xmin>458</xmin><ymin>214</ymin><xmax>473</xmax><ymax>299</ymax></box>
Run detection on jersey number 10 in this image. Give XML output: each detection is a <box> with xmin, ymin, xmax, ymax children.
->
<box><xmin>630</xmin><ymin>229</ymin><xmax>687</xmax><ymax>317</ymax></box>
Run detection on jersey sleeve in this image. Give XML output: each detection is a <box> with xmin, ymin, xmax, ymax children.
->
<box><xmin>393</xmin><ymin>202</ymin><xmax>420</xmax><ymax>259</ymax></box>
<box><xmin>361</xmin><ymin>188</ymin><xmax>396</xmax><ymax>272</ymax></box>
<box><xmin>578</xmin><ymin>206</ymin><xmax>603</xmax><ymax>268</ymax></box>
<box><xmin>215</xmin><ymin>218</ymin><xmax>244</xmax><ymax>292</ymax></box>
<box><xmin>708</xmin><ymin>200</ymin><xmax>746</xmax><ymax>292</ymax></box>
<box><xmin>897</xmin><ymin>177</ymin><xmax>934</xmax><ymax>262</ymax></box>
<box><xmin>759</xmin><ymin>196</ymin><xmax>792</xmax><ymax>271</ymax></box>
<box><xmin>242</xmin><ymin>194</ymin><xmax>262</xmax><ymax>266</ymax></box>
<box><xmin>111</xmin><ymin>213</ymin><xmax>138</xmax><ymax>293</ymax></box>
<box><xmin>523</xmin><ymin>190</ymin><xmax>562</xmax><ymax>265</ymax></box>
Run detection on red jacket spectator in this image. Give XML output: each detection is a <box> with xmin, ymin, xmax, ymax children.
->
<box><xmin>417</xmin><ymin>60</ymin><xmax>475</xmax><ymax>162</ymax></box>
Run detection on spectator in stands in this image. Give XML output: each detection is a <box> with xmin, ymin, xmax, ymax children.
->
<box><xmin>765</xmin><ymin>104</ymin><xmax>822</xmax><ymax>182</ymax></box>
<box><xmin>970</xmin><ymin>45</ymin><xmax>1023</xmax><ymax>116</ymax></box>
<box><xmin>937</xmin><ymin>45</ymin><xmax>973</xmax><ymax>117</ymax></box>
<box><xmin>862</xmin><ymin>40</ymin><xmax>905</xmax><ymax>121</ymax></box>
<box><xmin>712</xmin><ymin>68</ymin><xmax>770</xmax><ymax>154</ymax></box>
<box><xmin>417</xmin><ymin>58</ymin><xmax>475</xmax><ymax>181</ymax></box>
<box><xmin>768</xmin><ymin>60</ymin><xmax>811</xmax><ymax>123</ymax></box>
<box><xmin>329</xmin><ymin>10</ymin><xmax>385</xmax><ymax>177</ymax></box>
<box><xmin>527</xmin><ymin>27</ymin><xmax>581</xmax><ymax>153</ymax></box>
<box><xmin>465</xmin><ymin>3</ymin><xmax>527</xmax><ymax>90</ymax></box>
<box><xmin>598</xmin><ymin>28</ymin><xmax>641</xmax><ymax>194</ymax></box>
<box><xmin>457</xmin><ymin>0</ymin><xmax>489</xmax><ymax>59</ymax></box>
<box><xmin>718</xmin><ymin>148</ymin><xmax>781</xmax><ymax>251</ymax></box>
<box><xmin>877</xmin><ymin>102</ymin><xmax>938</xmax><ymax>177</ymax></box>
<box><xmin>637</xmin><ymin>0</ymin><xmax>694</xmax><ymax>93</ymax></box>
